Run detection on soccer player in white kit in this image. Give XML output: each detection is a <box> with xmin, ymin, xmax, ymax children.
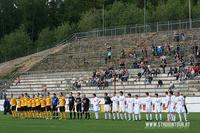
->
<box><xmin>126</xmin><ymin>93</ymin><xmax>134</xmax><ymax>121</ymax></box>
<box><xmin>145</xmin><ymin>92</ymin><xmax>152</xmax><ymax>121</ymax></box>
<box><xmin>119</xmin><ymin>91</ymin><xmax>127</xmax><ymax>120</ymax></box>
<box><xmin>175</xmin><ymin>92</ymin><xmax>187</xmax><ymax>122</ymax></box>
<box><xmin>169</xmin><ymin>91</ymin><xmax>176</xmax><ymax>121</ymax></box>
<box><xmin>133</xmin><ymin>95</ymin><xmax>141</xmax><ymax>121</ymax></box>
<box><xmin>111</xmin><ymin>92</ymin><xmax>119</xmax><ymax>120</ymax></box>
<box><xmin>154</xmin><ymin>93</ymin><xmax>162</xmax><ymax>121</ymax></box>
<box><xmin>165</xmin><ymin>91</ymin><xmax>170</xmax><ymax>121</ymax></box>
<box><xmin>92</xmin><ymin>93</ymin><xmax>101</xmax><ymax>120</ymax></box>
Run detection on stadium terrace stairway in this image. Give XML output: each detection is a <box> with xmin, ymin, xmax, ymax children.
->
<box><xmin>6</xmin><ymin>68</ymin><xmax>200</xmax><ymax>98</ymax></box>
<box><xmin>30</xmin><ymin>29</ymin><xmax>200</xmax><ymax>72</ymax></box>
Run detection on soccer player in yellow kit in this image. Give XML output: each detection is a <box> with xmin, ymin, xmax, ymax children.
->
<box><xmin>16</xmin><ymin>96</ymin><xmax>21</xmax><ymax>118</ymax></box>
<box><xmin>27</xmin><ymin>95</ymin><xmax>32</xmax><ymax>119</ymax></box>
<box><xmin>10</xmin><ymin>94</ymin><xmax>17</xmax><ymax>118</ymax></box>
<box><xmin>31</xmin><ymin>94</ymin><xmax>36</xmax><ymax>118</ymax></box>
<box><xmin>40</xmin><ymin>94</ymin><xmax>46</xmax><ymax>119</ymax></box>
<box><xmin>20</xmin><ymin>94</ymin><xmax>25</xmax><ymax>118</ymax></box>
<box><xmin>35</xmin><ymin>93</ymin><xmax>41</xmax><ymax>118</ymax></box>
<box><xmin>59</xmin><ymin>92</ymin><xmax>66</xmax><ymax>120</ymax></box>
<box><xmin>46</xmin><ymin>92</ymin><xmax>52</xmax><ymax>120</ymax></box>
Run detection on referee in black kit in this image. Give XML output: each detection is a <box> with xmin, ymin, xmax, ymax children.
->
<box><xmin>82</xmin><ymin>94</ymin><xmax>90</xmax><ymax>119</ymax></box>
<box><xmin>68</xmin><ymin>92</ymin><xmax>75</xmax><ymax>119</ymax></box>
<box><xmin>75</xmin><ymin>92</ymin><xmax>82</xmax><ymax>119</ymax></box>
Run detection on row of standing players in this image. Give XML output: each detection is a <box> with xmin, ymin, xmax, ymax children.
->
<box><xmin>9</xmin><ymin>91</ymin><xmax>188</xmax><ymax>121</ymax></box>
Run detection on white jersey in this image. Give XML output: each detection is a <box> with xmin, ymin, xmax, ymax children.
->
<box><xmin>145</xmin><ymin>96</ymin><xmax>152</xmax><ymax>112</ymax></box>
<box><xmin>126</xmin><ymin>97</ymin><xmax>134</xmax><ymax>113</ymax></box>
<box><xmin>134</xmin><ymin>98</ymin><xmax>141</xmax><ymax>114</ymax></box>
<box><xmin>154</xmin><ymin>97</ymin><xmax>162</xmax><ymax>112</ymax></box>
<box><xmin>119</xmin><ymin>95</ymin><xmax>126</xmax><ymax>112</ymax></box>
<box><xmin>119</xmin><ymin>95</ymin><xmax>126</xmax><ymax>107</ymax></box>
<box><xmin>169</xmin><ymin>95</ymin><xmax>176</xmax><ymax>112</ymax></box>
<box><xmin>111</xmin><ymin>96</ymin><xmax>119</xmax><ymax>112</ymax></box>
<box><xmin>175</xmin><ymin>95</ymin><xmax>184</xmax><ymax>107</ymax></box>
<box><xmin>93</xmin><ymin>97</ymin><xmax>100</xmax><ymax>112</ymax></box>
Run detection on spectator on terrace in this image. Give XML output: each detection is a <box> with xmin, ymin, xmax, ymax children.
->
<box><xmin>104</xmin><ymin>46</ymin><xmax>112</xmax><ymax>64</ymax></box>
<box><xmin>120</xmin><ymin>49</ymin><xmax>126</xmax><ymax>58</ymax></box>
<box><xmin>119</xmin><ymin>61</ymin><xmax>125</xmax><ymax>69</ymax></box>
<box><xmin>152</xmin><ymin>44</ymin><xmax>156</xmax><ymax>56</ymax></box>
<box><xmin>168</xmin><ymin>67</ymin><xmax>173</xmax><ymax>76</ymax></box>
<box><xmin>135</xmin><ymin>72</ymin><xmax>142</xmax><ymax>82</ymax></box>
<box><xmin>160</xmin><ymin>59</ymin><xmax>167</xmax><ymax>73</ymax></box>
<box><xmin>156</xmin><ymin>68</ymin><xmax>161</xmax><ymax>75</ymax></box>
<box><xmin>15</xmin><ymin>76</ymin><xmax>20</xmax><ymax>85</ymax></box>
<box><xmin>169</xmin><ymin>81</ymin><xmax>175</xmax><ymax>91</ymax></box>
<box><xmin>157</xmin><ymin>79</ymin><xmax>163</xmax><ymax>88</ymax></box>
<box><xmin>73</xmin><ymin>80</ymin><xmax>81</xmax><ymax>90</ymax></box>
<box><xmin>121</xmin><ymin>69</ymin><xmax>129</xmax><ymax>82</ymax></box>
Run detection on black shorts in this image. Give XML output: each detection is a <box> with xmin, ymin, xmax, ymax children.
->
<box><xmin>46</xmin><ymin>106</ymin><xmax>51</xmax><ymax>111</ymax></box>
<box><xmin>41</xmin><ymin>107</ymin><xmax>45</xmax><ymax>112</ymax></box>
<box><xmin>17</xmin><ymin>108</ymin><xmax>21</xmax><ymax>112</ymax></box>
<box><xmin>21</xmin><ymin>106</ymin><xmax>24</xmax><ymax>112</ymax></box>
<box><xmin>24</xmin><ymin>106</ymin><xmax>28</xmax><ymax>112</ymax></box>
<box><xmin>11</xmin><ymin>106</ymin><xmax>16</xmax><ymax>111</ymax></box>
<box><xmin>28</xmin><ymin>107</ymin><xmax>32</xmax><ymax>111</ymax></box>
<box><xmin>69</xmin><ymin>105</ymin><xmax>74</xmax><ymax>111</ymax></box>
<box><xmin>36</xmin><ymin>105</ymin><xmax>41</xmax><ymax>111</ymax></box>
<box><xmin>83</xmin><ymin>106</ymin><xmax>89</xmax><ymax>112</ymax></box>
<box><xmin>76</xmin><ymin>104</ymin><xmax>82</xmax><ymax>112</ymax></box>
<box><xmin>52</xmin><ymin>106</ymin><xmax>58</xmax><ymax>111</ymax></box>
<box><xmin>31</xmin><ymin>107</ymin><xmax>36</xmax><ymax>111</ymax></box>
<box><xmin>60</xmin><ymin>106</ymin><xmax>65</xmax><ymax>112</ymax></box>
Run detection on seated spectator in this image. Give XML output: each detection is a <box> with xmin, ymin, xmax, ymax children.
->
<box><xmin>120</xmin><ymin>49</ymin><xmax>126</xmax><ymax>58</ymax></box>
<box><xmin>168</xmin><ymin>67</ymin><xmax>173</xmax><ymax>76</ymax></box>
<box><xmin>156</xmin><ymin>68</ymin><xmax>161</xmax><ymax>75</ymax></box>
<box><xmin>169</xmin><ymin>81</ymin><xmax>175</xmax><ymax>91</ymax></box>
<box><xmin>135</xmin><ymin>72</ymin><xmax>142</xmax><ymax>82</ymax></box>
<box><xmin>121</xmin><ymin>69</ymin><xmax>129</xmax><ymax>82</ymax></box>
<box><xmin>157</xmin><ymin>79</ymin><xmax>163</xmax><ymax>88</ymax></box>
<box><xmin>73</xmin><ymin>80</ymin><xmax>81</xmax><ymax>90</ymax></box>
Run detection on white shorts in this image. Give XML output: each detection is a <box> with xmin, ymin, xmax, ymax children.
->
<box><xmin>134</xmin><ymin>106</ymin><xmax>140</xmax><ymax>114</ymax></box>
<box><xmin>104</xmin><ymin>104</ymin><xmax>110</xmax><ymax>112</ymax></box>
<box><xmin>119</xmin><ymin>105</ymin><xmax>126</xmax><ymax>112</ymax></box>
<box><xmin>176</xmin><ymin>106</ymin><xmax>185</xmax><ymax>113</ymax></box>
<box><xmin>112</xmin><ymin>104</ymin><xmax>118</xmax><ymax>112</ymax></box>
<box><xmin>146</xmin><ymin>106</ymin><xmax>152</xmax><ymax>113</ymax></box>
<box><xmin>169</xmin><ymin>105</ymin><xmax>175</xmax><ymax>113</ymax></box>
<box><xmin>127</xmin><ymin>107</ymin><xmax>134</xmax><ymax>114</ymax></box>
<box><xmin>93</xmin><ymin>105</ymin><xmax>99</xmax><ymax>112</ymax></box>
<box><xmin>155</xmin><ymin>106</ymin><xmax>162</xmax><ymax>113</ymax></box>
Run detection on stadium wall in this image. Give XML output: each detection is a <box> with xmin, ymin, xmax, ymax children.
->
<box><xmin>0</xmin><ymin>97</ymin><xmax>200</xmax><ymax>112</ymax></box>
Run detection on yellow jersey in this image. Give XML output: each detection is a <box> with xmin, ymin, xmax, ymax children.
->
<box><xmin>31</xmin><ymin>98</ymin><xmax>36</xmax><ymax>108</ymax></box>
<box><xmin>23</xmin><ymin>97</ymin><xmax>28</xmax><ymax>107</ymax></box>
<box><xmin>27</xmin><ymin>98</ymin><xmax>32</xmax><ymax>108</ymax></box>
<box><xmin>35</xmin><ymin>97</ymin><xmax>40</xmax><ymax>106</ymax></box>
<box><xmin>59</xmin><ymin>96</ymin><xmax>65</xmax><ymax>107</ymax></box>
<box><xmin>10</xmin><ymin>97</ymin><xmax>17</xmax><ymax>106</ymax></box>
<box><xmin>20</xmin><ymin>97</ymin><xmax>24</xmax><ymax>107</ymax></box>
<box><xmin>40</xmin><ymin>98</ymin><xmax>46</xmax><ymax>108</ymax></box>
<box><xmin>17</xmin><ymin>99</ymin><xmax>21</xmax><ymax>108</ymax></box>
<box><xmin>46</xmin><ymin>96</ymin><xmax>52</xmax><ymax>106</ymax></box>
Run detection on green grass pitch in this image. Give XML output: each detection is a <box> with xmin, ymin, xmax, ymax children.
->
<box><xmin>0</xmin><ymin>113</ymin><xmax>199</xmax><ymax>133</ymax></box>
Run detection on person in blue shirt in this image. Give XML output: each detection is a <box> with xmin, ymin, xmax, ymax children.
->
<box><xmin>52</xmin><ymin>93</ymin><xmax>59</xmax><ymax>119</ymax></box>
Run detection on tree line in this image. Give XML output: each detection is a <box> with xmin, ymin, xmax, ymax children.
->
<box><xmin>0</xmin><ymin>0</ymin><xmax>200</xmax><ymax>63</ymax></box>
